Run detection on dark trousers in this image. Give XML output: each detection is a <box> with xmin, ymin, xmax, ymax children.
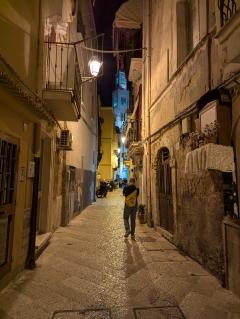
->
<box><xmin>124</xmin><ymin>205</ymin><xmax>137</xmax><ymax>235</ymax></box>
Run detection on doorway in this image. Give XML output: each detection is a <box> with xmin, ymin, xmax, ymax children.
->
<box><xmin>35</xmin><ymin>137</ymin><xmax>52</xmax><ymax>249</ymax></box>
<box><xmin>0</xmin><ymin>134</ymin><xmax>18</xmax><ymax>278</ymax></box>
<box><xmin>157</xmin><ymin>147</ymin><xmax>174</xmax><ymax>234</ymax></box>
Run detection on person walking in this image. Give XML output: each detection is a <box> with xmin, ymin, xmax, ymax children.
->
<box><xmin>123</xmin><ymin>178</ymin><xmax>139</xmax><ymax>240</ymax></box>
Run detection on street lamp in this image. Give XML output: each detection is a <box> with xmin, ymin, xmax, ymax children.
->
<box><xmin>121</xmin><ymin>136</ymin><xmax>126</xmax><ymax>144</ymax></box>
<box><xmin>88</xmin><ymin>56</ymin><xmax>102</xmax><ymax>77</ymax></box>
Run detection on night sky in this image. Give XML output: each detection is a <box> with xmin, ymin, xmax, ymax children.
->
<box><xmin>94</xmin><ymin>0</ymin><xmax>127</xmax><ymax>106</ymax></box>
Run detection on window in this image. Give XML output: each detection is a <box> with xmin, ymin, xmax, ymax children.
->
<box><xmin>176</xmin><ymin>0</ymin><xmax>189</xmax><ymax>66</ymax></box>
<box><xmin>175</xmin><ymin>0</ymin><xmax>202</xmax><ymax>66</ymax></box>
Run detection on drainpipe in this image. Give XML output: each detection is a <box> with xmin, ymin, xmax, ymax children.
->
<box><xmin>61</xmin><ymin>121</ymin><xmax>68</xmax><ymax>226</ymax></box>
<box><xmin>147</xmin><ymin>0</ymin><xmax>153</xmax><ymax>227</ymax></box>
<box><xmin>26</xmin><ymin>123</ymin><xmax>41</xmax><ymax>269</ymax></box>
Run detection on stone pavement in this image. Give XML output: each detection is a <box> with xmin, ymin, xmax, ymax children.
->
<box><xmin>0</xmin><ymin>190</ymin><xmax>240</xmax><ymax>319</ymax></box>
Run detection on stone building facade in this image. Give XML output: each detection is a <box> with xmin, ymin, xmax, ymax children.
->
<box><xmin>114</xmin><ymin>0</ymin><xmax>240</xmax><ymax>297</ymax></box>
<box><xmin>0</xmin><ymin>0</ymin><xmax>98</xmax><ymax>288</ymax></box>
<box><xmin>143</xmin><ymin>0</ymin><xmax>240</xmax><ymax>297</ymax></box>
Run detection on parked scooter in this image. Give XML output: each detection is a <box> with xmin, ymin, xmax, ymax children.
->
<box><xmin>106</xmin><ymin>180</ymin><xmax>114</xmax><ymax>192</ymax></box>
<box><xmin>96</xmin><ymin>181</ymin><xmax>108</xmax><ymax>198</ymax></box>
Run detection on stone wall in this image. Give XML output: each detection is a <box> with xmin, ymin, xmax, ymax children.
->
<box><xmin>151</xmin><ymin>126</ymin><xmax>225</xmax><ymax>281</ymax></box>
<box><xmin>176</xmin><ymin>170</ymin><xmax>225</xmax><ymax>281</ymax></box>
<box><xmin>223</xmin><ymin>219</ymin><xmax>240</xmax><ymax>298</ymax></box>
<box><xmin>141</xmin><ymin>0</ymin><xmax>239</xmax><ymax>292</ymax></box>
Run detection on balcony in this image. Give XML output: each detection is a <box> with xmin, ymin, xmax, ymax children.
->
<box><xmin>43</xmin><ymin>42</ymin><xmax>81</xmax><ymax>121</ymax></box>
<box><xmin>127</xmin><ymin>119</ymin><xmax>143</xmax><ymax>160</ymax></box>
<box><xmin>128</xmin><ymin>138</ymin><xmax>144</xmax><ymax>168</ymax></box>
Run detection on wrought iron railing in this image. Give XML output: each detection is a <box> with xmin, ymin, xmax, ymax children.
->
<box><xmin>218</xmin><ymin>0</ymin><xmax>238</xmax><ymax>26</ymax></box>
<box><xmin>128</xmin><ymin>127</ymin><xmax>137</xmax><ymax>144</ymax></box>
<box><xmin>45</xmin><ymin>42</ymin><xmax>82</xmax><ymax>118</ymax></box>
<box><xmin>44</xmin><ymin>35</ymin><xmax>103</xmax><ymax>120</ymax></box>
<box><xmin>127</xmin><ymin>121</ymin><xmax>142</xmax><ymax>150</ymax></box>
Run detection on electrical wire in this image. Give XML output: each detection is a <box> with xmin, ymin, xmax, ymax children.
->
<box><xmin>44</xmin><ymin>32</ymin><xmax>146</xmax><ymax>54</ymax></box>
<box><xmin>80</xmin><ymin>45</ymin><xmax>146</xmax><ymax>54</ymax></box>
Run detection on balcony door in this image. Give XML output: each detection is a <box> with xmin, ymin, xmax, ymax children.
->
<box><xmin>0</xmin><ymin>134</ymin><xmax>18</xmax><ymax>278</ymax></box>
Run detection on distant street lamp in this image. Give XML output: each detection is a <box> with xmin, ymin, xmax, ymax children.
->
<box><xmin>121</xmin><ymin>136</ymin><xmax>126</xmax><ymax>144</ymax></box>
<box><xmin>88</xmin><ymin>56</ymin><xmax>102</xmax><ymax>77</ymax></box>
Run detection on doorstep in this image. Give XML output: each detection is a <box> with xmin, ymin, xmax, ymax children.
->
<box><xmin>155</xmin><ymin>226</ymin><xmax>174</xmax><ymax>243</ymax></box>
<box><xmin>35</xmin><ymin>232</ymin><xmax>52</xmax><ymax>259</ymax></box>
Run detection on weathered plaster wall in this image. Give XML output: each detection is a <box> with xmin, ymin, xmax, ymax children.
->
<box><xmin>148</xmin><ymin>0</ymin><xmax>211</xmax><ymax>137</ymax></box>
<box><xmin>150</xmin><ymin>40</ymin><xmax>209</xmax><ymax>135</ymax></box>
<box><xmin>0</xmin><ymin>88</ymin><xmax>36</xmax><ymax>272</ymax></box>
<box><xmin>66</xmin><ymin>81</ymin><xmax>98</xmax><ymax>173</ymax></box>
<box><xmin>0</xmin><ymin>0</ymin><xmax>40</xmax><ymax>90</ymax></box>
<box><xmin>64</xmin><ymin>80</ymin><xmax>98</xmax><ymax>221</ymax></box>
<box><xmin>98</xmin><ymin>107</ymin><xmax>115</xmax><ymax>180</ymax></box>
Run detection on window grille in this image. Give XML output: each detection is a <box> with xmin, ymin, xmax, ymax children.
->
<box><xmin>0</xmin><ymin>137</ymin><xmax>18</xmax><ymax>274</ymax></box>
<box><xmin>0</xmin><ymin>140</ymin><xmax>17</xmax><ymax>205</ymax></box>
<box><xmin>218</xmin><ymin>0</ymin><xmax>238</xmax><ymax>26</ymax></box>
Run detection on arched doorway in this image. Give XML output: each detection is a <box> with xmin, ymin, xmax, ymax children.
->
<box><xmin>157</xmin><ymin>147</ymin><xmax>174</xmax><ymax>234</ymax></box>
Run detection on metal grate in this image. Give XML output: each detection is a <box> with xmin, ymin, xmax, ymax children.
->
<box><xmin>52</xmin><ymin>309</ymin><xmax>112</xmax><ymax>319</ymax></box>
<box><xmin>0</xmin><ymin>136</ymin><xmax>18</xmax><ymax>274</ymax></box>
<box><xmin>218</xmin><ymin>0</ymin><xmax>238</xmax><ymax>26</ymax></box>
<box><xmin>57</xmin><ymin>130</ymin><xmax>72</xmax><ymax>150</ymax></box>
<box><xmin>0</xmin><ymin>139</ymin><xmax>17</xmax><ymax>205</ymax></box>
<box><xmin>134</xmin><ymin>306</ymin><xmax>185</xmax><ymax>319</ymax></box>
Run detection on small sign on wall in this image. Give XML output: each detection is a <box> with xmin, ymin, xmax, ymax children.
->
<box><xmin>27</xmin><ymin>161</ymin><xmax>35</xmax><ymax>178</ymax></box>
<box><xmin>19</xmin><ymin>167</ymin><xmax>25</xmax><ymax>182</ymax></box>
<box><xmin>169</xmin><ymin>158</ymin><xmax>176</xmax><ymax>168</ymax></box>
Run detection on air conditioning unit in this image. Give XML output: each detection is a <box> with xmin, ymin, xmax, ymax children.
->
<box><xmin>57</xmin><ymin>129</ymin><xmax>73</xmax><ymax>150</ymax></box>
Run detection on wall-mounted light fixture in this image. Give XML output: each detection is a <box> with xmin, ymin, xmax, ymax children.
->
<box><xmin>88</xmin><ymin>56</ymin><xmax>102</xmax><ymax>77</ymax></box>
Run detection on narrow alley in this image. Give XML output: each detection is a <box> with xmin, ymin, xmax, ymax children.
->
<box><xmin>0</xmin><ymin>190</ymin><xmax>239</xmax><ymax>319</ymax></box>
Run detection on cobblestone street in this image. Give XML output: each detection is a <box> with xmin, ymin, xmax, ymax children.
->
<box><xmin>0</xmin><ymin>190</ymin><xmax>240</xmax><ymax>319</ymax></box>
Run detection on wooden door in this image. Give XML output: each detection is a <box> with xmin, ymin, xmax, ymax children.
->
<box><xmin>0</xmin><ymin>134</ymin><xmax>18</xmax><ymax>278</ymax></box>
<box><xmin>158</xmin><ymin>148</ymin><xmax>174</xmax><ymax>234</ymax></box>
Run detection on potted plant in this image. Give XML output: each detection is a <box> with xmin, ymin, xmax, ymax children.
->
<box><xmin>138</xmin><ymin>204</ymin><xmax>145</xmax><ymax>224</ymax></box>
